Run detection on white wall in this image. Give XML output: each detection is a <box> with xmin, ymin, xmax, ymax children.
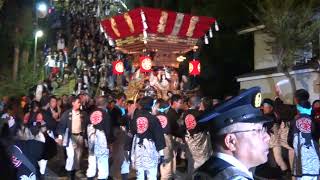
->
<box><xmin>238</xmin><ymin>70</ymin><xmax>320</xmax><ymax>104</ymax></box>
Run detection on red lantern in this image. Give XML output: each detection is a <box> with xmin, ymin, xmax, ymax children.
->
<box><xmin>189</xmin><ymin>59</ymin><xmax>200</xmax><ymax>76</ymax></box>
<box><xmin>112</xmin><ymin>60</ymin><xmax>124</xmax><ymax>75</ymax></box>
<box><xmin>140</xmin><ymin>56</ymin><xmax>152</xmax><ymax>73</ymax></box>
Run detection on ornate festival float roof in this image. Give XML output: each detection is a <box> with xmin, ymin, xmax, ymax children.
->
<box><xmin>100</xmin><ymin>7</ymin><xmax>218</xmax><ymax>67</ymax></box>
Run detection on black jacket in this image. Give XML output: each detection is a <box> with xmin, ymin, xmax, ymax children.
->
<box><xmin>56</xmin><ymin>109</ymin><xmax>89</xmax><ymax>143</ymax></box>
<box><xmin>166</xmin><ymin>108</ymin><xmax>184</xmax><ymax>138</ymax></box>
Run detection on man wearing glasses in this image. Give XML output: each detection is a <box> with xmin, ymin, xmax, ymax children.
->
<box><xmin>193</xmin><ymin>87</ymin><xmax>270</xmax><ymax>180</ymax></box>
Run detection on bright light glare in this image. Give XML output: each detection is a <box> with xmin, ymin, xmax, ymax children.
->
<box><xmin>35</xmin><ymin>30</ymin><xmax>44</xmax><ymax>38</ymax></box>
<box><xmin>37</xmin><ymin>3</ymin><xmax>47</xmax><ymax>12</ymax></box>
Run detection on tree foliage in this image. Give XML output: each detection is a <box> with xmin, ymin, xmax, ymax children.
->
<box><xmin>0</xmin><ymin>63</ymin><xmax>43</xmax><ymax>97</ymax></box>
<box><xmin>256</xmin><ymin>0</ymin><xmax>320</xmax><ymax>70</ymax></box>
<box><xmin>0</xmin><ymin>0</ymin><xmax>34</xmax><ymax>65</ymax></box>
<box><xmin>0</xmin><ymin>0</ymin><xmax>5</xmax><ymax>10</ymax></box>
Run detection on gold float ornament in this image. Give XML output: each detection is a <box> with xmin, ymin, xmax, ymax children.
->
<box><xmin>111</xmin><ymin>18</ymin><xmax>121</xmax><ymax>37</ymax></box>
<box><xmin>124</xmin><ymin>13</ymin><xmax>135</xmax><ymax>33</ymax></box>
<box><xmin>254</xmin><ymin>93</ymin><xmax>262</xmax><ymax>108</ymax></box>
<box><xmin>157</xmin><ymin>11</ymin><xmax>168</xmax><ymax>33</ymax></box>
<box><xmin>171</xmin><ymin>13</ymin><xmax>184</xmax><ymax>36</ymax></box>
<box><xmin>186</xmin><ymin>16</ymin><xmax>199</xmax><ymax>37</ymax></box>
<box><xmin>189</xmin><ymin>62</ymin><xmax>194</xmax><ymax>73</ymax></box>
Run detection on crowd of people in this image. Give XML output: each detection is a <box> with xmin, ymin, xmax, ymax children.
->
<box><xmin>41</xmin><ymin>0</ymin><xmax>133</xmax><ymax>96</ymax></box>
<box><xmin>40</xmin><ymin>0</ymin><xmax>199</xmax><ymax>98</ymax></box>
<box><xmin>0</xmin><ymin>86</ymin><xmax>214</xmax><ymax>179</ymax></box>
<box><xmin>0</xmin><ymin>85</ymin><xmax>320</xmax><ymax>180</ymax></box>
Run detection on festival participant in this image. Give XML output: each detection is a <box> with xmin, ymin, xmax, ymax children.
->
<box><xmin>311</xmin><ymin>100</ymin><xmax>320</xmax><ymax>141</ymax></box>
<box><xmin>255</xmin><ymin>98</ymin><xmax>290</xmax><ymax>179</ymax></box>
<box><xmin>152</xmin><ymin>98</ymin><xmax>174</xmax><ymax>180</ymax></box>
<box><xmin>86</xmin><ymin>96</ymin><xmax>111</xmax><ymax>180</ymax></box>
<box><xmin>182</xmin><ymin>95</ymin><xmax>212</xmax><ymax>178</ymax></box>
<box><xmin>131</xmin><ymin>96</ymin><xmax>166</xmax><ymax>180</ymax></box>
<box><xmin>109</xmin><ymin>93</ymin><xmax>130</xmax><ymax>180</ymax></box>
<box><xmin>292</xmin><ymin>89</ymin><xmax>320</xmax><ymax>179</ymax></box>
<box><xmin>167</xmin><ymin>94</ymin><xmax>185</xmax><ymax>174</ymax></box>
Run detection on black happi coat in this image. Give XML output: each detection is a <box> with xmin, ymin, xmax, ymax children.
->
<box><xmin>131</xmin><ymin>109</ymin><xmax>165</xmax><ymax>151</ymax></box>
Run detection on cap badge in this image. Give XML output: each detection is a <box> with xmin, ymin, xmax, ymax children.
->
<box><xmin>254</xmin><ymin>93</ymin><xmax>262</xmax><ymax>108</ymax></box>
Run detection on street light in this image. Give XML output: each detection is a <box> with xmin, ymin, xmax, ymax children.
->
<box><xmin>37</xmin><ymin>3</ymin><xmax>47</xmax><ymax>12</ymax></box>
<box><xmin>35</xmin><ymin>30</ymin><xmax>43</xmax><ymax>38</ymax></box>
<box><xmin>36</xmin><ymin>2</ymin><xmax>48</xmax><ymax>19</ymax></box>
<box><xmin>33</xmin><ymin>30</ymin><xmax>43</xmax><ymax>72</ymax></box>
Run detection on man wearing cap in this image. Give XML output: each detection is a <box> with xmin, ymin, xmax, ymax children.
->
<box><xmin>193</xmin><ymin>87</ymin><xmax>270</xmax><ymax>180</ymax></box>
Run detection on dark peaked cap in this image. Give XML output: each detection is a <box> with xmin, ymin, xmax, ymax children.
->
<box><xmin>199</xmin><ymin>87</ymin><xmax>270</xmax><ymax>133</ymax></box>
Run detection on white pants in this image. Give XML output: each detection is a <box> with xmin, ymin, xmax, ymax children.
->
<box><xmin>86</xmin><ymin>154</ymin><xmax>109</xmax><ymax>179</ymax></box>
<box><xmin>37</xmin><ymin>132</ymin><xmax>47</xmax><ymax>175</ymax></box>
<box><xmin>296</xmin><ymin>177</ymin><xmax>318</xmax><ymax>180</ymax></box>
<box><xmin>121</xmin><ymin>159</ymin><xmax>130</xmax><ymax>174</ymax></box>
<box><xmin>65</xmin><ymin>136</ymin><xmax>83</xmax><ymax>171</ymax></box>
<box><xmin>136</xmin><ymin>167</ymin><xmax>158</xmax><ymax>180</ymax></box>
<box><xmin>38</xmin><ymin>159</ymin><xmax>47</xmax><ymax>175</ymax></box>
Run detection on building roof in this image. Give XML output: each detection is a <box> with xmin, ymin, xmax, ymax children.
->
<box><xmin>237</xmin><ymin>25</ymin><xmax>265</xmax><ymax>35</ymax></box>
<box><xmin>236</xmin><ymin>62</ymin><xmax>319</xmax><ymax>82</ymax></box>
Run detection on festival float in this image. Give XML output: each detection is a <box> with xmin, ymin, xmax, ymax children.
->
<box><xmin>100</xmin><ymin>7</ymin><xmax>218</xmax><ymax>100</ymax></box>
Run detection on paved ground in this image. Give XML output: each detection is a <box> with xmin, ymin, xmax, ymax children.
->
<box><xmin>45</xmin><ymin>147</ymin><xmax>284</xmax><ymax>180</ymax></box>
<box><xmin>45</xmin><ymin>146</ymin><xmax>187</xmax><ymax>180</ymax></box>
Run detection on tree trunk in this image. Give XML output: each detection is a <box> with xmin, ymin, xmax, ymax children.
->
<box><xmin>21</xmin><ymin>48</ymin><xmax>29</xmax><ymax>65</ymax></box>
<box><xmin>13</xmin><ymin>44</ymin><xmax>20</xmax><ymax>81</ymax></box>
<box><xmin>283</xmin><ymin>69</ymin><xmax>297</xmax><ymax>104</ymax></box>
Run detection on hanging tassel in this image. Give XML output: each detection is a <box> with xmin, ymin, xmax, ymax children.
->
<box><xmin>108</xmin><ymin>38</ymin><xmax>115</xmax><ymax>47</ymax></box>
<box><xmin>100</xmin><ymin>23</ymin><xmax>104</xmax><ymax>33</ymax></box>
<box><xmin>204</xmin><ymin>35</ymin><xmax>209</xmax><ymax>45</ymax></box>
<box><xmin>143</xmin><ymin>30</ymin><xmax>148</xmax><ymax>38</ymax></box>
<box><xmin>140</xmin><ymin>10</ymin><xmax>148</xmax><ymax>44</ymax></box>
<box><xmin>209</xmin><ymin>28</ymin><xmax>213</xmax><ymax>38</ymax></box>
<box><xmin>143</xmin><ymin>30</ymin><xmax>148</xmax><ymax>44</ymax></box>
<box><xmin>215</xmin><ymin>21</ymin><xmax>219</xmax><ymax>31</ymax></box>
<box><xmin>143</xmin><ymin>21</ymin><xmax>148</xmax><ymax>29</ymax></box>
<box><xmin>140</xmin><ymin>10</ymin><xmax>148</xmax><ymax>29</ymax></box>
<box><xmin>141</xmin><ymin>10</ymin><xmax>146</xmax><ymax>22</ymax></box>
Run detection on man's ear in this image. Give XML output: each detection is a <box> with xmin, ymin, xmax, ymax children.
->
<box><xmin>224</xmin><ymin>134</ymin><xmax>237</xmax><ymax>151</ymax></box>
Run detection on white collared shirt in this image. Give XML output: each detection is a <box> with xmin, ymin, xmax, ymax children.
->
<box><xmin>72</xmin><ymin>110</ymin><xmax>81</xmax><ymax>134</ymax></box>
<box><xmin>216</xmin><ymin>152</ymin><xmax>253</xmax><ymax>179</ymax></box>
